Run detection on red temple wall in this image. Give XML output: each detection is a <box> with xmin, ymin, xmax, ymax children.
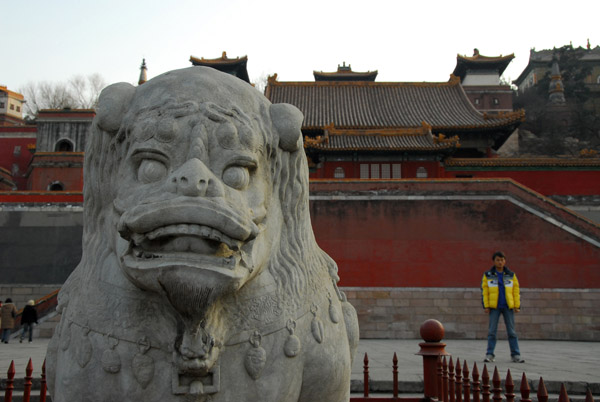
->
<box><xmin>309</xmin><ymin>185</ymin><xmax>600</xmax><ymax>289</ymax></box>
<box><xmin>443</xmin><ymin>169</ymin><xmax>600</xmax><ymax>196</ymax></box>
<box><xmin>28</xmin><ymin>166</ymin><xmax>83</xmax><ymax>191</ymax></box>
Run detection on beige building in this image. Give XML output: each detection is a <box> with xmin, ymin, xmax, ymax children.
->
<box><xmin>0</xmin><ymin>86</ymin><xmax>26</xmax><ymax>125</ymax></box>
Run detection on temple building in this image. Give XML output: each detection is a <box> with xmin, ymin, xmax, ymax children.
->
<box><xmin>265</xmin><ymin>66</ymin><xmax>524</xmax><ymax>178</ymax></box>
<box><xmin>189</xmin><ymin>51</ymin><xmax>250</xmax><ymax>83</ymax></box>
<box><xmin>452</xmin><ymin>49</ymin><xmax>515</xmax><ymax>114</ymax></box>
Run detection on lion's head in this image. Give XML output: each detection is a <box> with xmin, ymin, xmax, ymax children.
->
<box><xmin>74</xmin><ymin>67</ymin><xmax>337</xmax><ymax>313</ymax></box>
<box><xmin>49</xmin><ymin>67</ymin><xmax>357</xmax><ymax>401</ymax></box>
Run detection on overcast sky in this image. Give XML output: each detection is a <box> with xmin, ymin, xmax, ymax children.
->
<box><xmin>2</xmin><ymin>0</ymin><xmax>598</xmax><ymax>92</ymax></box>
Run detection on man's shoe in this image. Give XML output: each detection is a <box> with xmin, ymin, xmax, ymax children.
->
<box><xmin>19</xmin><ymin>339</ymin><xmax>22</xmax><ymax>343</ymax></box>
<box><xmin>484</xmin><ymin>355</ymin><xmax>495</xmax><ymax>362</ymax></box>
<box><xmin>511</xmin><ymin>356</ymin><xmax>525</xmax><ymax>363</ymax></box>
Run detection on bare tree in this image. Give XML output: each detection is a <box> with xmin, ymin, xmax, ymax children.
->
<box><xmin>20</xmin><ymin>74</ymin><xmax>107</xmax><ymax>116</ymax></box>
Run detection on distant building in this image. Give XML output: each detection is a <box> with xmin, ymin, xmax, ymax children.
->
<box><xmin>452</xmin><ymin>49</ymin><xmax>515</xmax><ymax>114</ymax></box>
<box><xmin>25</xmin><ymin>109</ymin><xmax>93</xmax><ymax>191</ymax></box>
<box><xmin>313</xmin><ymin>62</ymin><xmax>377</xmax><ymax>82</ymax></box>
<box><xmin>0</xmin><ymin>86</ymin><xmax>26</xmax><ymax>126</ymax></box>
<box><xmin>265</xmin><ymin>69</ymin><xmax>523</xmax><ymax>179</ymax></box>
<box><xmin>513</xmin><ymin>44</ymin><xmax>600</xmax><ymax>93</ymax></box>
<box><xmin>189</xmin><ymin>51</ymin><xmax>250</xmax><ymax>84</ymax></box>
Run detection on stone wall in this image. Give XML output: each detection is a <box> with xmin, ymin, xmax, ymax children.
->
<box><xmin>344</xmin><ymin>287</ymin><xmax>600</xmax><ymax>341</ymax></box>
<box><xmin>0</xmin><ymin>284</ymin><xmax>60</xmax><ymax>308</ymax></box>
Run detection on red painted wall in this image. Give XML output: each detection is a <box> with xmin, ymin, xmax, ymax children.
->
<box><xmin>310</xmin><ymin>160</ymin><xmax>600</xmax><ymax>196</ymax></box>
<box><xmin>0</xmin><ymin>192</ymin><xmax>83</xmax><ymax>203</ymax></box>
<box><xmin>309</xmin><ymin>180</ymin><xmax>600</xmax><ymax>289</ymax></box>
<box><xmin>0</xmin><ymin>130</ymin><xmax>36</xmax><ymax>190</ymax></box>
<box><xmin>443</xmin><ymin>169</ymin><xmax>600</xmax><ymax>196</ymax></box>
<box><xmin>28</xmin><ymin>166</ymin><xmax>83</xmax><ymax>191</ymax></box>
<box><xmin>311</xmin><ymin>160</ymin><xmax>443</xmax><ymax>179</ymax></box>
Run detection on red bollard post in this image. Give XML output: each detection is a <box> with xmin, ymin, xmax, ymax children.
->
<box><xmin>481</xmin><ymin>365</ymin><xmax>490</xmax><ymax>402</ymax></box>
<box><xmin>5</xmin><ymin>360</ymin><xmax>15</xmax><ymax>402</ymax></box>
<box><xmin>363</xmin><ymin>353</ymin><xmax>369</xmax><ymax>397</ymax></box>
<box><xmin>393</xmin><ymin>352</ymin><xmax>399</xmax><ymax>398</ymax></box>
<box><xmin>23</xmin><ymin>358</ymin><xmax>33</xmax><ymax>402</ymax></box>
<box><xmin>455</xmin><ymin>358</ymin><xmax>463</xmax><ymax>402</ymax></box>
<box><xmin>443</xmin><ymin>356</ymin><xmax>449</xmax><ymax>402</ymax></box>
<box><xmin>417</xmin><ymin>319</ymin><xmax>450</xmax><ymax>400</ymax></box>
<box><xmin>449</xmin><ymin>358</ymin><xmax>456</xmax><ymax>402</ymax></box>
<box><xmin>472</xmin><ymin>363</ymin><xmax>481</xmax><ymax>402</ymax></box>
<box><xmin>537</xmin><ymin>377</ymin><xmax>548</xmax><ymax>402</ymax></box>
<box><xmin>40</xmin><ymin>359</ymin><xmax>48</xmax><ymax>402</ymax></box>
<box><xmin>519</xmin><ymin>373</ymin><xmax>531</xmax><ymax>402</ymax></box>
<box><xmin>491</xmin><ymin>367</ymin><xmax>502</xmax><ymax>402</ymax></box>
<box><xmin>462</xmin><ymin>360</ymin><xmax>471</xmax><ymax>402</ymax></box>
<box><xmin>505</xmin><ymin>369</ymin><xmax>515</xmax><ymax>402</ymax></box>
<box><xmin>437</xmin><ymin>356</ymin><xmax>444</xmax><ymax>401</ymax></box>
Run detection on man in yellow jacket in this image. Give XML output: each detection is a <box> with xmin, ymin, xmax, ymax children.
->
<box><xmin>481</xmin><ymin>251</ymin><xmax>524</xmax><ymax>363</ymax></box>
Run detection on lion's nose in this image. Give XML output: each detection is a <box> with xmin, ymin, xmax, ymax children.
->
<box><xmin>167</xmin><ymin>159</ymin><xmax>223</xmax><ymax>197</ymax></box>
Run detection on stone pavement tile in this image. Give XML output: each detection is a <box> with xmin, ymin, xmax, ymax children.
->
<box><xmin>0</xmin><ymin>338</ymin><xmax>49</xmax><ymax>377</ymax></box>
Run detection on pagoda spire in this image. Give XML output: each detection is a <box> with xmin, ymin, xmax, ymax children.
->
<box><xmin>548</xmin><ymin>57</ymin><xmax>566</xmax><ymax>104</ymax></box>
<box><xmin>138</xmin><ymin>58</ymin><xmax>148</xmax><ymax>85</ymax></box>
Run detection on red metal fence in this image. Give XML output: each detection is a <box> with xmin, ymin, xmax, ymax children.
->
<box><xmin>351</xmin><ymin>319</ymin><xmax>597</xmax><ymax>402</ymax></box>
<box><xmin>2</xmin><ymin>319</ymin><xmax>597</xmax><ymax>402</ymax></box>
<box><xmin>2</xmin><ymin>359</ymin><xmax>47</xmax><ymax>402</ymax></box>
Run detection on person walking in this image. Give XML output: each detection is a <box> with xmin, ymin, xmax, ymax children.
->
<box><xmin>1</xmin><ymin>298</ymin><xmax>18</xmax><ymax>344</ymax></box>
<box><xmin>19</xmin><ymin>300</ymin><xmax>38</xmax><ymax>343</ymax></box>
<box><xmin>481</xmin><ymin>251</ymin><xmax>525</xmax><ymax>363</ymax></box>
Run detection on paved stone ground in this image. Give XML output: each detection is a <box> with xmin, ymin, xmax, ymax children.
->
<box><xmin>1</xmin><ymin>338</ymin><xmax>598</xmax><ymax>396</ymax></box>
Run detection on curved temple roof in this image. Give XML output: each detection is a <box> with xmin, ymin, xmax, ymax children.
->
<box><xmin>453</xmin><ymin>52</ymin><xmax>515</xmax><ymax>82</ymax></box>
<box><xmin>265</xmin><ymin>75</ymin><xmax>523</xmax><ymax>132</ymax></box>
<box><xmin>304</xmin><ymin>123</ymin><xmax>459</xmax><ymax>152</ymax></box>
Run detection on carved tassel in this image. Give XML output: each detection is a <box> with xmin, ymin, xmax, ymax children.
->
<box><xmin>245</xmin><ymin>331</ymin><xmax>267</xmax><ymax>380</ymax></box>
<box><xmin>284</xmin><ymin>319</ymin><xmax>301</xmax><ymax>358</ymax></box>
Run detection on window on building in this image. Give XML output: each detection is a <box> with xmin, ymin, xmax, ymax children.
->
<box><xmin>474</xmin><ymin>98</ymin><xmax>480</xmax><ymax>105</ymax></box>
<box><xmin>0</xmin><ymin>102</ymin><xmax>5</xmax><ymax>108</ymax></box>
<box><xmin>392</xmin><ymin>164</ymin><xmax>401</xmax><ymax>178</ymax></box>
<box><xmin>48</xmin><ymin>181</ymin><xmax>65</xmax><ymax>191</ymax></box>
<box><xmin>10</xmin><ymin>104</ymin><xmax>15</xmax><ymax>110</ymax></box>
<box><xmin>493</xmin><ymin>98</ymin><xmax>500</xmax><ymax>105</ymax></box>
<box><xmin>13</xmin><ymin>146</ymin><xmax>21</xmax><ymax>157</ymax></box>
<box><xmin>333</xmin><ymin>167</ymin><xmax>345</xmax><ymax>179</ymax></box>
<box><xmin>360</xmin><ymin>164</ymin><xmax>369</xmax><ymax>179</ymax></box>
<box><xmin>16</xmin><ymin>106</ymin><xmax>20</xmax><ymax>112</ymax></box>
<box><xmin>381</xmin><ymin>164</ymin><xmax>390</xmax><ymax>179</ymax></box>
<box><xmin>370</xmin><ymin>164</ymin><xmax>380</xmax><ymax>179</ymax></box>
<box><xmin>55</xmin><ymin>139</ymin><xmax>74</xmax><ymax>152</ymax></box>
<box><xmin>416</xmin><ymin>166</ymin><xmax>428</xmax><ymax>178</ymax></box>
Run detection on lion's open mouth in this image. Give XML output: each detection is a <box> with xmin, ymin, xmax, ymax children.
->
<box><xmin>116</xmin><ymin>198</ymin><xmax>259</xmax><ymax>273</ymax></box>
<box><xmin>130</xmin><ymin>223</ymin><xmax>242</xmax><ymax>259</ymax></box>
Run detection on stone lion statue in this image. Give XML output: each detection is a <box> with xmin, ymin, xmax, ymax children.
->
<box><xmin>46</xmin><ymin>67</ymin><xmax>359</xmax><ymax>402</ymax></box>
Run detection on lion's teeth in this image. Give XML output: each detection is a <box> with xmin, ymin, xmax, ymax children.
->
<box><xmin>146</xmin><ymin>227</ymin><xmax>164</xmax><ymax>240</ymax></box>
<box><xmin>198</xmin><ymin>226</ymin><xmax>211</xmax><ymax>238</ymax></box>
<box><xmin>177</xmin><ymin>224</ymin><xmax>188</xmax><ymax>235</ymax></box>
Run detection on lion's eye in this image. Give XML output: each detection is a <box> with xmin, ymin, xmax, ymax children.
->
<box><xmin>222</xmin><ymin>166</ymin><xmax>250</xmax><ymax>189</ymax></box>
<box><xmin>138</xmin><ymin>159</ymin><xmax>168</xmax><ymax>183</ymax></box>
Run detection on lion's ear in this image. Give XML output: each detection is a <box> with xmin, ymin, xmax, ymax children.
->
<box><xmin>270</xmin><ymin>103</ymin><xmax>304</xmax><ymax>152</ymax></box>
<box><xmin>95</xmin><ymin>82</ymin><xmax>136</xmax><ymax>134</ymax></box>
